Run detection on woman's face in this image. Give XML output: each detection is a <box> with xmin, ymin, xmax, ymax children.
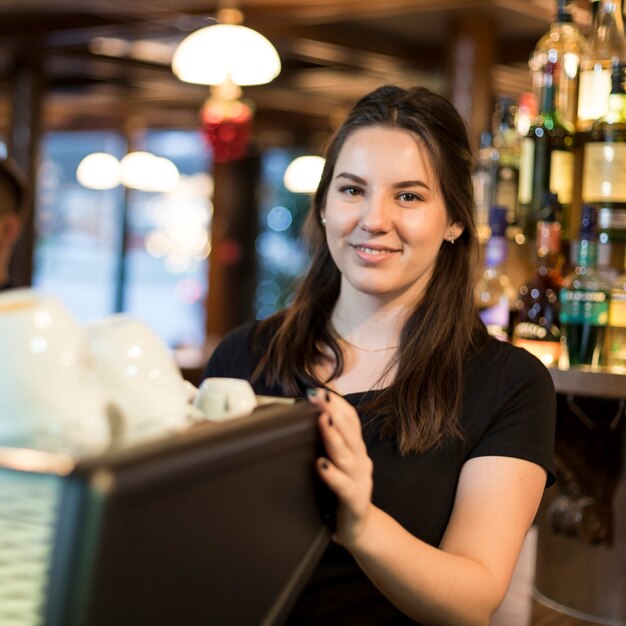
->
<box><xmin>321</xmin><ymin>126</ymin><xmax>463</xmax><ymax>306</ymax></box>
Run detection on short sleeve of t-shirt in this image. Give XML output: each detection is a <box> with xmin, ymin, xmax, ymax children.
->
<box><xmin>466</xmin><ymin>342</ymin><xmax>556</xmax><ymax>486</ymax></box>
<box><xmin>202</xmin><ymin>323</ymin><xmax>289</xmax><ymax>397</ymax></box>
<box><xmin>203</xmin><ymin>324</ymin><xmax>256</xmax><ymax>379</ymax></box>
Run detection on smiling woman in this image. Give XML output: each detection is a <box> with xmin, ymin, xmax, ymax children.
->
<box><xmin>201</xmin><ymin>85</ymin><xmax>555</xmax><ymax>626</ymax></box>
<box><xmin>321</xmin><ymin>126</ymin><xmax>463</xmax><ymax>309</ymax></box>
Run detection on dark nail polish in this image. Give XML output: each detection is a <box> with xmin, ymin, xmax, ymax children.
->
<box><xmin>328</xmin><ymin>415</ymin><xmax>333</xmax><ymax>426</ymax></box>
<box><xmin>325</xmin><ymin>390</ymin><xmax>331</xmax><ymax>402</ymax></box>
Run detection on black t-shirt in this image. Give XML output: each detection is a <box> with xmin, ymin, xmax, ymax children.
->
<box><xmin>203</xmin><ymin>322</ymin><xmax>556</xmax><ymax>625</ymax></box>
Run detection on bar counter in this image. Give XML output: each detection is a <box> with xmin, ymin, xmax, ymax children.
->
<box><xmin>548</xmin><ymin>366</ymin><xmax>626</xmax><ymax>401</ymax></box>
<box><xmin>535</xmin><ymin>366</ymin><xmax>626</xmax><ymax>625</ymax></box>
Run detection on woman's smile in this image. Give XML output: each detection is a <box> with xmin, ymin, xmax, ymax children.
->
<box><xmin>350</xmin><ymin>242</ymin><xmax>402</xmax><ymax>263</ymax></box>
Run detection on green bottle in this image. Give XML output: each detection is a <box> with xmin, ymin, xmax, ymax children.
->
<box><xmin>560</xmin><ymin>205</ymin><xmax>612</xmax><ymax>367</ymax></box>
<box><xmin>518</xmin><ymin>59</ymin><xmax>575</xmax><ymax>239</ymax></box>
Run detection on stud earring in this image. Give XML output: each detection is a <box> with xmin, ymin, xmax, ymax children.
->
<box><xmin>320</xmin><ymin>217</ymin><xmax>327</xmax><ymax>227</ymax></box>
<box><xmin>446</xmin><ymin>233</ymin><xmax>456</xmax><ymax>244</ymax></box>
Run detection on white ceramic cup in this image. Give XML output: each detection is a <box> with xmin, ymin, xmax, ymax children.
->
<box><xmin>85</xmin><ymin>314</ymin><xmax>193</xmax><ymax>442</ymax></box>
<box><xmin>193</xmin><ymin>377</ymin><xmax>257</xmax><ymax>422</ymax></box>
<box><xmin>0</xmin><ymin>289</ymin><xmax>110</xmax><ymax>453</ymax></box>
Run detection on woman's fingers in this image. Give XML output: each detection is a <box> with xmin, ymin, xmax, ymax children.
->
<box><xmin>318</xmin><ymin>411</ymin><xmax>356</xmax><ymax>471</ymax></box>
<box><xmin>307</xmin><ymin>387</ymin><xmax>365</xmax><ymax>452</ymax></box>
<box><xmin>316</xmin><ymin>456</ymin><xmax>353</xmax><ymax>498</ymax></box>
<box><xmin>317</xmin><ymin>450</ymin><xmax>374</xmax><ymax>548</ymax></box>
<box><xmin>306</xmin><ymin>388</ymin><xmax>375</xmax><ymax>547</ymax></box>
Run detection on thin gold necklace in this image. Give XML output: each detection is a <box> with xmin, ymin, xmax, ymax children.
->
<box><xmin>339</xmin><ymin>336</ymin><xmax>400</xmax><ymax>353</ymax></box>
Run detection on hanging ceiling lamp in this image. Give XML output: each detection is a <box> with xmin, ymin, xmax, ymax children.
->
<box><xmin>171</xmin><ymin>5</ymin><xmax>281</xmax><ymax>163</ymax></box>
<box><xmin>171</xmin><ymin>11</ymin><xmax>281</xmax><ymax>86</ymax></box>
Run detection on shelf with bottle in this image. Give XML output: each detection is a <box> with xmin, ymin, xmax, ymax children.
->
<box><xmin>471</xmin><ymin>0</ymin><xmax>626</xmax><ymax>369</ymax></box>
<box><xmin>472</xmin><ymin>97</ymin><xmax>522</xmax><ymax>245</ymax></box>
<box><xmin>580</xmin><ymin>60</ymin><xmax>626</xmax><ymax>281</ymax></box>
<box><xmin>512</xmin><ymin>192</ymin><xmax>565</xmax><ymax>368</ymax></box>
<box><xmin>476</xmin><ymin>205</ymin><xmax>518</xmax><ymax>342</ymax></box>
<box><xmin>505</xmin><ymin>199</ymin><xmax>626</xmax><ymax>375</ymax></box>
<box><xmin>529</xmin><ymin>0</ymin><xmax>589</xmax><ymax>133</ymax></box>
<box><xmin>516</xmin><ymin>0</ymin><xmax>626</xmax><ymax>276</ymax></box>
<box><xmin>559</xmin><ymin>204</ymin><xmax>613</xmax><ymax>368</ymax></box>
<box><xmin>519</xmin><ymin>53</ymin><xmax>575</xmax><ymax>241</ymax></box>
<box><xmin>518</xmin><ymin>0</ymin><xmax>590</xmax><ymax>243</ymax></box>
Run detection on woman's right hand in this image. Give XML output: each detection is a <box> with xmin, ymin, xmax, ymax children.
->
<box><xmin>307</xmin><ymin>388</ymin><xmax>374</xmax><ymax>549</ymax></box>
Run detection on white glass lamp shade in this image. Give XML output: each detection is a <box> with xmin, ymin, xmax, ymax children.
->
<box><xmin>283</xmin><ymin>156</ymin><xmax>325</xmax><ymax>194</ymax></box>
<box><xmin>120</xmin><ymin>152</ymin><xmax>180</xmax><ymax>193</ymax></box>
<box><xmin>76</xmin><ymin>152</ymin><xmax>122</xmax><ymax>190</ymax></box>
<box><xmin>172</xmin><ymin>23</ymin><xmax>281</xmax><ymax>86</ymax></box>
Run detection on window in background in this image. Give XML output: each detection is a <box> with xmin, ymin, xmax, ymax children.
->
<box><xmin>124</xmin><ymin>130</ymin><xmax>212</xmax><ymax>348</ymax></box>
<box><xmin>255</xmin><ymin>149</ymin><xmax>311</xmax><ymax>319</ymax></box>
<box><xmin>33</xmin><ymin>129</ymin><xmax>212</xmax><ymax>349</ymax></box>
<box><xmin>33</xmin><ymin>131</ymin><xmax>126</xmax><ymax>321</ymax></box>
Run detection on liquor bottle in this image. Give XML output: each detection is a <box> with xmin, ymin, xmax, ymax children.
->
<box><xmin>559</xmin><ymin>204</ymin><xmax>612</xmax><ymax>367</ymax></box>
<box><xmin>582</xmin><ymin>61</ymin><xmax>626</xmax><ymax>275</ymax></box>
<box><xmin>518</xmin><ymin>60</ymin><xmax>575</xmax><ymax>239</ymax></box>
<box><xmin>606</xmin><ymin>257</ymin><xmax>626</xmax><ymax>369</ymax></box>
<box><xmin>492</xmin><ymin>96</ymin><xmax>521</xmax><ymax>234</ymax></box>
<box><xmin>477</xmin><ymin>206</ymin><xmax>517</xmax><ymax>341</ymax></box>
<box><xmin>577</xmin><ymin>0</ymin><xmax>626</xmax><ymax>130</ymax></box>
<box><xmin>513</xmin><ymin>192</ymin><xmax>564</xmax><ymax>367</ymax></box>
<box><xmin>529</xmin><ymin>0</ymin><xmax>589</xmax><ymax>131</ymax></box>
<box><xmin>472</xmin><ymin>132</ymin><xmax>497</xmax><ymax>243</ymax></box>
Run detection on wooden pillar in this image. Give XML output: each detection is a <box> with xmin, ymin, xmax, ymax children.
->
<box><xmin>205</xmin><ymin>152</ymin><xmax>260</xmax><ymax>345</ymax></box>
<box><xmin>7</xmin><ymin>43</ymin><xmax>44</xmax><ymax>288</ymax></box>
<box><xmin>446</xmin><ymin>13</ymin><xmax>497</xmax><ymax>155</ymax></box>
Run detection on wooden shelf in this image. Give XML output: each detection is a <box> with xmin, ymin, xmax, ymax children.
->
<box><xmin>548</xmin><ymin>367</ymin><xmax>626</xmax><ymax>400</ymax></box>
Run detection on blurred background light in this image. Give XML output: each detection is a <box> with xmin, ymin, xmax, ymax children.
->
<box><xmin>283</xmin><ymin>155</ymin><xmax>325</xmax><ymax>193</ymax></box>
<box><xmin>120</xmin><ymin>151</ymin><xmax>180</xmax><ymax>192</ymax></box>
<box><xmin>76</xmin><ymin>152</ymin><xmax>122</xmax><ymax>190</ymax></box>
<box><xmin>266</xmin><ymin>205</ymin><xmax>293</xmax><ymax>232</ymax></box>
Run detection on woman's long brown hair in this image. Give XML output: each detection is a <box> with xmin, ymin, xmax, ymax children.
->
<box><xmin>254</xmin><ymin>85</ymin><xmax>487</xmax><ymax>454</ymax></box>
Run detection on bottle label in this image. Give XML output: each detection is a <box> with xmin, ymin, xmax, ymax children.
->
<box><xmin>599</xmin><ymin>207</ymin><xmax>626</xmax><ymax>229</ymax></box>
<box><xmin>577</xmin><ymin>239</ymin><xmax>598</xmax><ymax>268</ymax></box>
<box><xmin>582</xmin><ymin>143</ymin><xmax>626</xmax><ymax>202</ymax></box>
<box><xmin>518</xmin><ymin>138</ymin><xmax>534</xmax><ymax>205</ymax></box>
<box><xmin>578</xmin><ymin>68</ymin><xmax>611</xmax><ymax>122</ymax></box>
<box><xmin>609</xmin><ymin>290</ymin><xmax>626</xmax><ymax>328</ymax></box>
<box><xmin>560</xmin><ymin>290</ymin><xmax>609</xmax><ymax>324</ymax></box>
<box><xmin>514</xmin><ymin>321</ymin><xmax>560</xmax><ymax>342</ymax></box>
<box><xmin>549</xmin><ymin>150</ymin><xmax>574</xmax><ymax>204</ymax></box>
<box><xmin>513</xmin><ymin>336</ymin><xmax>561</xmax><ymax>367</ymax></box>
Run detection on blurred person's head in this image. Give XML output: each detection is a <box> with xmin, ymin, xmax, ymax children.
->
<box><xmin>0</xmin><ymin>159</ymin><xmax>27</xmax><ymax>288</ymax></box>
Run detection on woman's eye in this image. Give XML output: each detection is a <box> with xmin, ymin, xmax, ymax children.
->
<box><xmin>339</xmin><ymin>185</ymin><xmax>362</xmax><ymax>197</ymax></box>
<box><xmin>397</xmin><ymin>192</ymin><xmax>422</xmax><ymax>202</ymax></box>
